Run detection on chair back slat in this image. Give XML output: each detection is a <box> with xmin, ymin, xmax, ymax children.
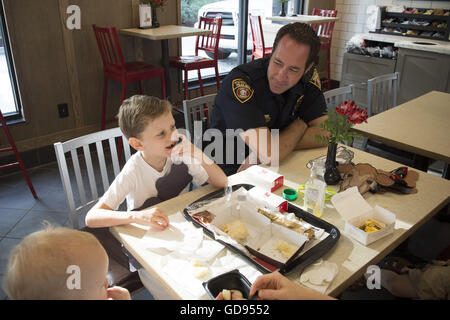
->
<box><xmin>109</xmin><ymin>137</ymin><xmax>121</xmax><ymax>177</ymax></box>
<box><xmin>83</xmin><ymin>145</ymin><xmax>98</xmax><ymax>200</ymax></box>
<box><xmin>96</xmin><ymin>141</ymin><xmax>110</xmax><ymax>192</ymax></box>
<box><xmin>367</xmin><ymin>72</ymin><xmax>399</xmax><ymax>117</ymax></box>
<box><xmin>70</xmin><ymin>149</ymin><xmax>87</xmax><ymax>205</ymax></box>
<box><xmin>93</xmin><ymin>24</ymin><xmax>126</xmax><ymax>72</ymax></box>
<box><xmin>196</xmin><ymin>17</ymin><xmax>222</xmax><ymax>59</ymax></box>
<box><xmin>54</xmin><ymin>143</ymin><xmax>76</xmax><ymax>212</ymax></box>
<box><xmin>323</xmin><ymin>84</ymin><xmax>354</xmax><ymax>111</ymax></box>
<box><xmin>54</xmin><ymin>128</ymin><xmax>130</xmax><ymax>229</ymax></box>
<box><xmin>311</xmin><ymin>8</ymin><xmax>337</xmax><ymax>40</ymax></box>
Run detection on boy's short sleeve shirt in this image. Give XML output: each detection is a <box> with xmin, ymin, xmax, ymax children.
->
<box><xmin>100</xmin><ymin>152</ymin><xmax>208</xmax><ymax>211</ymax></box>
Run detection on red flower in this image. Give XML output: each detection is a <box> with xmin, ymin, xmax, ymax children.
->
<box><xmin>336</xmin><ymin>100</ymin><xmax>357</xmax><ymax>116</ymax></box>
<box><xmin>347</xmin><ymin>107</ymin><xmax>368</xmax><ymax>124</ymax></box>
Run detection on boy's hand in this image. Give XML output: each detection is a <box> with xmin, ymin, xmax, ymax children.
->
<box><xmin>132</xmin><ymin>207</ymin><xmax>169</xmax><ymax>230</ymax></box>
<box><xmin>170</xmin><ymin>134</ymin><xmax>204</xmax><ymax>163</ymax></box>
<box><xmin>106</xmin><ymin>286</ymin><xmax>131</xmax><ymax>300</ymax></box>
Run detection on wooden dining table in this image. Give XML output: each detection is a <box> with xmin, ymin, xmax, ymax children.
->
<box><xmin>267</xmin><ymin>15</ymin><xmax>339</xmax><ymax>24</ymax></box>
<box><xmin>110</xmin><ymin>146</ymin><xmax>450</xmax><ymax>299</ymax></box>
<box><xmin>352</xmin><ymin>91</ymin><xmax>450</xmax><ymax>175</ymax></box>
<box><xmin>120</xmin><ymin>25</ymin><xmax>212</xmax><ymax>98</ymax></box>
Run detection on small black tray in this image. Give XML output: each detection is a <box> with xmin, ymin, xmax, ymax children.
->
<box><xmin>183</xmin><ymin>184</ymin><xmax>340</xmax><ymax>276</ymax></box>
<box><xmin>202</xmin><ymin>269</ymin><xmax>252</xmax><ymax>300</ymax></box>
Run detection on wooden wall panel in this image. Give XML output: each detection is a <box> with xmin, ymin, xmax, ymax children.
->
<box><xmin>1</xmin><ymin>0</ymin><xmax>180</xmax><ymax>152</ymax></box>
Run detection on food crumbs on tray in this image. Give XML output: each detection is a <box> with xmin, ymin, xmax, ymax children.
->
<box><xmin>275</xmin><ymin>240</ymin><xmax>298</xmax><ymax>259</ymax></box>
<box><xmin>359</xmin><ymin>218</ymin><xmax>385</xmax><ymax>233</ymax></box>
<box><xmin>191</xmin><ymin>260</ymin><xmax>208</xmax><ymax>278</ymax></box>
<box><xmin>222</xmin><ymin>220</ymin><xmax>249</xmax><ymax>241</ymax></box>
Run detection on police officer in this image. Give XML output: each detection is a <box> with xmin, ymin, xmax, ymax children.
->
<box><xmin>209</xmin><ymin>22</ymin><xmax>329</xmax><ymax>175</ymax></box>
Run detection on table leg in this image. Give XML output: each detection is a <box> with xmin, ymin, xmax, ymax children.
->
<box><xmin>412</xmin><ymin>154</ymin><xmax>430</xmax><ymax>172</ymax></box>
<box><xmin>161</xmin><ymin>39</ymin><xmax>170</xmax><ymax>98</ymax></box>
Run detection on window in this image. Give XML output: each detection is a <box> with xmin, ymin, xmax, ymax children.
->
<box><xmin>180</xmin><ymin>0</ymin><xmax>242</xmax><ymax>81</ymax></box>
<box><xmin>179</xmin><ymin>0</ymin><xmax>303</xmax><ymax>82</ymax></box>
<box><xmin>0</xmin><ymin>2</ymin><xmax>22</xmax><ymax>120</ymax></box>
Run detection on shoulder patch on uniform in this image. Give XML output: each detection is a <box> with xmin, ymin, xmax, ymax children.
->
<box><xmin>309</xmin><ymin>68</ymin><xmax>321</xmax><ymax>90</ymax></box>
<box><xmin>232</xmin><ymin>78</ymin><xmax>254</xmax><ymax>103</ymax></box>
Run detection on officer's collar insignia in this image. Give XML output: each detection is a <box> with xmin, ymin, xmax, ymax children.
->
<box><xmin>232</xmin><ymin>78</ymin><xmax>254</xmax><ymax>103</ymax></box>
<box><xmin>264</xmin><ymin>114</ymin><xmax>271</xmax><ymax>123</ymax></box>
<box><xmin>294</xmin><ymin>95</ymin><xmax>304</xmax><ymax>112</ymax></box>
<box><xmin>309</xmin><ymin>68</ymin><xmax>321</xmax><ymax>90</ymax></box>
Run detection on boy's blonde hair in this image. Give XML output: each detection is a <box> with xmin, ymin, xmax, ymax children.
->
<box><xmin>3</xmin><ymin>223</ymin><xmax>104</xmax><ymax>300</ymax></box>
<box><xmin>118</xmin><ymin>95</ymin><xmax>172</xmax><ymax>139</ymax></box>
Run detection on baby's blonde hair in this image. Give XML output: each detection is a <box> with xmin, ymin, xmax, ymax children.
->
<box><xmin>2</xmin><ymin>222</ymin><xmax>104</xmax><ymax>300</ymax></box>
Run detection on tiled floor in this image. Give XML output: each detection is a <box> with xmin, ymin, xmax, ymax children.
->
<box><xmin>0</xmin><ymin>156</ymin><xmax>448</xmax><ymax>300</ymax></box>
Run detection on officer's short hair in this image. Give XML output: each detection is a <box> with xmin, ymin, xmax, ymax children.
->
<box><xmin>118</xmin><ymin>95</ymin><xmax>172</xmax><ymax>139</ymax></box>
<box><xmin>272</xmin><ymin>22</ymin><xmax>321</xmax><ymax>67</ymax></box>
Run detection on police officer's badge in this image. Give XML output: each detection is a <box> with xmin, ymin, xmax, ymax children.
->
<box><xmin>232</xmin><ymin>78</ymin><xmax>254</xmax><ymax>103</ymax></box>
<box><xmin>309</xmin><ymin>68</ymin><xmax>322</xmax><ymax>90</ymax></box>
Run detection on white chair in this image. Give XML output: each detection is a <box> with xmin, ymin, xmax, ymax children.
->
<box><xmin>360</xmin><ymin>72</ymin><xmax>413</xmax><ymax>165</ymax></box>
<box><xmin>182</xmin><ymin>93</ymin><xmax>216</xmax><ymax>191</ymax></box>
<box><xmin>367</xmin><ymin>72</ymin><xmax>399</xmax><ymax>117</ymax></box>
<box><xmin>54</xmin><ymin>127</ymin><xmax>143</xmax><ymax>293</ymax></box>
<box><xmin>359</xmin><ymin>72</ymin><xmax>400</xmax><ymax>150</ymax></box>
<box><xmin>182</xmin><ymin>93</ymin><xmax>216</xmax><ymax>149</ymax></box>
<box><xmin>54</xmin><ymin>127</ymin><xmax>131</xmax><ymax>229</ymax></box>
<box><xmin>323</xmin><ymin>84</ymin><xmax>354</xmax><ymax>111</ymax></box>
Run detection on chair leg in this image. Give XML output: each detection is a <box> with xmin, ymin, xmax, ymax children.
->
<box><xmin>184</xmin><ymin>69</ymin><xmax>189</xmax><ymax>100</ymax></box>
<box><xmin>101</xmin><ymin>76</ymin><xmax>108</xmax><ymax>130</ymax></box>
<box><xmin>160</xmin><ymin>72</ymin><xmax>166</xmax><ymax>99</ymax></box>
<box><xmin>121</xmin><ymin>82</ymin><xmax>127</xmax><ymax>102</ymax></box>
<box><xmin>198</xmin><ymin>70</ymin><xmax>205</xmax><ymax>97</ymax></box>
<box><xmin>138</xmin><ymin>81</ymin><xmax>143</xmax><ymax>94</ymax></box>
<box><xmin>214</xmin><ymin>65</ymin><xmax>221</xmax><ymax>91</ymax></box>
<box><xmin>0</xmin><ymin>112</ymin><xmax>37</xmax><ymax>199</ymax></box>
<box><xmin>327</xmin><ymin>47</ymin><xmax>331</xmax><ymax>91</ymax></box>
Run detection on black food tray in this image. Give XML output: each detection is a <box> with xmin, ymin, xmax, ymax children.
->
<box><xmin>183</xmin><ymin>184</ymin><xmax>340</xmax><ymax>276</ymax></box>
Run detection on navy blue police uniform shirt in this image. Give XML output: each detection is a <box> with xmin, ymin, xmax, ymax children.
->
<box><xmin>209</xmin><ymin>57</ymin><xmax>327</xmax><ymax>175</ymax></box>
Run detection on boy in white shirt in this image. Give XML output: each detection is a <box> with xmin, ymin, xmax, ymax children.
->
<box><xmin>85</xmin><ymin>95</ymin><xmax>228</xmax><ymax>299</ymax></box>
<box><xmin>86</xmin><ymin>95</ymin><xmax>228</xmax><ymax>228</ymax></box>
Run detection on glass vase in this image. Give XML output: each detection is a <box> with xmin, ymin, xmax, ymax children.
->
<box><xmin>152</xmin><ymin>7</ymin><xmax>160</xmax><ymax>28</ymax></box>
<box><xmin>324</xmin><ymin>143</ymin><xmax>341</xmax><ymax>185</ymax></box>
<box><xmin>280</xmin><ymin>3</ymin><xmax>287</xmax><ymax>17</ymax></box>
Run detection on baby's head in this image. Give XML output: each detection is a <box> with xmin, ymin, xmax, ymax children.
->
<box><xmin>118</xmin><ymin>95</ymin><xmax>178</xmax><ymax>159</ymax></box>
<box><xmin>3</xmin><ymin>224</ymin><xmax>109</xmax><ymax>300</ymax></box>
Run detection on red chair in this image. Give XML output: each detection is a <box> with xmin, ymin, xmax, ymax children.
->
<box><xmin>92</xmin><ymin>25</ymin><xmax>166</xmax><ymax>130</ymax></box>
<box><xmin>310</xmin><ymin>8</ymin><xmax>338</xmax><ymax>91</ymax></box>
<box><xmin>0</xmin><ymin>110</ymin><xmax>37</xmax><ymax>198</ymax></box>
<box><xmin>249</xmin><ymin>14</ymin><xmax>272</xmax><ymax>61</ymax></box>
<box><xmin>169</xmin><ymin>17</ymin><xmax>222</xmax><ymax>100</ymax></box>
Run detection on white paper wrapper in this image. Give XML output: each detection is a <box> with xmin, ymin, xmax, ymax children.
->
<box><xmin>142</xmin><ymin>213</ymin><xmax>204</xmax><ymax>253</ymax></box>
<box><xmin>299</xmin><ymin>259</ymin><xmax>339</xmax><ymax>294</ymax></box>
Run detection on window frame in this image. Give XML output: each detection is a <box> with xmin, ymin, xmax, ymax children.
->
<box><xmin>0</xmin><ymin>1</ymin><xmax>24</xmax><ymax>122</ymax></box>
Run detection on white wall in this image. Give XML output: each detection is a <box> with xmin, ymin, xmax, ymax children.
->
<box><xmin>331</xmin><ymin>0</ymin><xmax>450</xmax><ymax>82</ymax></box>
